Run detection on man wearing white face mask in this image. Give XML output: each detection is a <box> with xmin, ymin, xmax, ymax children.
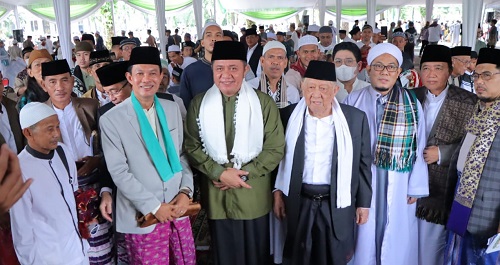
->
<box><xmin>333</xmin><ymin>42</ymin><xmax>370</xmax><ymax>102</ymax></box>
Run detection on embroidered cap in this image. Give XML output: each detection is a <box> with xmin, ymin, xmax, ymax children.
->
<box><xmin>304</xmin><ymin>60</ymin><xmax>336</xmax><ymax>81</ymax></box>
<box><xmin>211</xmin><ymin>41</ymin><xmax>246</xmax><ymax>62</ymax></box>
<box><xmin>96</xmin><ymin>61</ymin><xmax>128</xmax><ymax>87</ymax></box>
<box><xmin>263</xmin><ymin>41</ymin><xmax>286</xmax><ymax>55</ymax></box>
<box><xmin>20</xmin><ymin>102</ymin><xmax>57</xmax><ymax>129</ymax></box>
<box><xmin>41</xmin><ymin>60</ymin><xmax>71</xmax><ymax>77</ymax></box>
<box><xmin>367</xmin><ymin>43</ymin><xmax>403</xmax><ymax>67</ymax></box>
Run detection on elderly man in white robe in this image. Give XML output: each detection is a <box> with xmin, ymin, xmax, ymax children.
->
<box><xmin>248</xmin><ymin>41</ymin><xmax>300</xmax><ymax>108</ymax></box>
<box><xmin>344</xmin><ymin>43</ymin><xmax>429</xmax><ymax>265</ymax></box>
<box><xmin>10</xmin><ymin>102</ymin><xmax>90</xmax><ymax>265</ymax></box>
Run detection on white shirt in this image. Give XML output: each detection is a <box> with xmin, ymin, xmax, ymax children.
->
<box><xmin>319</xmin><ymin>43</ymin><xmax>336</xmax><ymax>54</ymax></box>
<box><xmin>167</xmin><ymin>56</ymin><xmax>197</xmax><ymax>78</ymax></box>
<box><xmin>424</xmin><ymin>87</ymin><xmax>448</xmax><ymax>164</ymax></box>
<box><xmin>335</xmin><ymin>78</ymin><xmax>371</xmax><ymax>102</ymax></box>
<box><xmin>46</xmin><ymin>39</ymin><xmax>53</xmax><ymax>54</ymax></box>
<box><xmin>246</xmin><ymin>44</ymin><xmax>262</xmax><ymax>78</ymax></box>
<box><xmin>343</xmin><ymin>36</ymin><xmax>356</xmax><ymax>43</ymax></box>
<box><xmin>96</xmin><ymin>89</ymin><xmax>111</xmax><ymax>106</ymax></box>
<box><xmin>292</xmin><ymin>31</ymin><xmax>300</xmax><ymax>51</ymax></box>
<box><xmin>0</xmin><ymin>104</ymin><xmax>16</xmax><ymax>152</ymax></box>
<box><xmin>302</xmin><ymin>111</ymin><xmax>335</xmax><ymax>185</ymax></box>
<box><xmin>428</xmin><ymin>26</ymin><xmax>441</xmax><ymax>42</ymax></box>
<box><xmin>11</xmin><ymin>144</ymin><xmax>89</xmax><ymax>265</ymax></box>
<box><xmin>356</xmin><ymin>41</ymin><xmax>376</xmax><ymax>49</ymax></box>
<box><xmin>53</xmin><ymin>101</ymin><xmax>93</xmax><ymax>161</ymax></box>
<box><xmin>247</xmin><ymin>77</ymin><xmax>301</xmax><ymax>106</ymax></box>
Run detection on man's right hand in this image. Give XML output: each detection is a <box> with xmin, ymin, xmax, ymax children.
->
<box><xmin>99</xmin><ymin>192</ymin><xmax>113</xmax><ymax>222</ymax></box>
<box><xmin>219</xmin><ymin>168</ymin><xmax>252</xmax><ymax>189</ymax></box>
<box><xmin>273</xmin><ymin>190</ymin><xmax>286</xmax><ymax>220</ymax></box>
<box><xmin>154</xmin><ymin>203</ymin><xmax>177</xmax><ymax>223</ymax></box>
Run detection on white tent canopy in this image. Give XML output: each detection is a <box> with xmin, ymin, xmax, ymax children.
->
<box><xmin>0</xmin><ymin>0</ymin><xmax>498</xmax><ymax>65</ymax></box>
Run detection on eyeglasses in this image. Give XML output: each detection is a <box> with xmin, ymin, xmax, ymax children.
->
<box><xmin>333</xmin><ymin>58</ymin><xmax>356</xmax><ymax>67</ymax></box>
<box><xmin>472</xmin><ymin>71</ymin><xmax>500</xmax><ymax>81</ymax></box>
<box><xmin>104</xmin><ymin>82</ymin><xmax>128</xmax><ymax>97</ymax></box>
<box><xmin>370</xmin><ymin>63</ymin><xmax>399</xmax><ymax>72</ymax></box>
<box><xmin>453</xmin><ymin>57</ymin><xmax>471</xmax><ymax>65</ymax></box>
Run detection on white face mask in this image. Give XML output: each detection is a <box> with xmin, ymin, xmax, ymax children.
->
<box><xmin>25</xmin><ymin>59</ymin><xmax>29</xmax><ymax>65</ymax></box>
<box><xmin>335</xmin><ymin>64</ymin><xmax>357</xmax><ymax>82</ymax></box>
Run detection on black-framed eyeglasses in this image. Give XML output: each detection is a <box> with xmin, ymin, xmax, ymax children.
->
<box><xmin>472</xmin><ymin>71</ymin><xmax>500</xmax><ymax>81</ymax></box>
<box><xmin>104</xmin><ymin>82</ymin><xmax>128</xmax><ymax>97</ymax></box>
<box><xmin>370</xmin><ymin>63</ymin><xmax>399</xmax><ymax>72</ymax></box>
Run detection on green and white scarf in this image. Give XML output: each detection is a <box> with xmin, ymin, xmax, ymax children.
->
<box><xmin>374</xmin><ymin>86</ymin><xmax>419</xmax><ymax>172</ymax></box>
<box><xmin>131</xmin><ymin>92</ymin><xmax>182</xmax><ymax>182</ymax></box>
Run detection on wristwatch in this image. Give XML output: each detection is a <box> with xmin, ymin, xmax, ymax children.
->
<box><xmin>178</xmin><ymin>188</ymin><xmax>192</xmax><ymax>199</ymax></box>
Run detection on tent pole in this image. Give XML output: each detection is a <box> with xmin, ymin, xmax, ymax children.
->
<box><xmin>53</xmin><ymin>0</ymin><xmax>73</xmax><ymax>67</ymax></box>
<box><xmin>367</xmin><ymin>0</ymin><xmax>376</xmax><ymax>27</ymax></box>
<box><xmin>425</xmin><ymin>0</ymin><xmax>434</xmax><ymax>22</ymax></box>
<box><xmin>13</xmin><ymin>6</ymin><xmax>20</xmax><ymax>29</ymax></box>
<box><xmin>110</xmin><ymin>0</ymin><xmax>116</xmax><ymax>36</ymax></box>
<box><xmin>336</xmin><ymin>0</ymin><xmax>341</xmax><ymax>42</ymax></box>
<box><xmin>154</xmin><ymin>0</ymin><xmax>167</xmax><ymax>59</ymax></box>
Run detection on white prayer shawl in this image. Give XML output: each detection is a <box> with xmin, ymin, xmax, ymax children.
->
<box><xmin>198</xmin><ymin>80</ymin><xmax>263</xmax><ymax>169</ymax></box>
<box><xmin>274</xmin><ymin>97</ymin><xmax>353</xmax><ymax>208</ymax></box>
<box><xmin>343</xmin><ymin>87</ymin><xmax>429</xmax><ymax>265</ymax></box>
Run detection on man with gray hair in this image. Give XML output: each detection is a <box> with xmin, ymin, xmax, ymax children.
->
<box><xmin>10</xmin><ymin>102</ymin><xmax>90</xmax><ymax>264</ymax></box>
<box><xmin>344</xmin><ymin>43</ymin><xmax>428</xmax><ymax>265</ymax></box>
<box><xmin>248</xmin><ymin>41</ymin><xmax>300</xmax><ymax>108</ymax></box>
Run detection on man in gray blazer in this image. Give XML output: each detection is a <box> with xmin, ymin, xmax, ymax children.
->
<box><xmin>100</xmin><ymin>47</ymin><xmax>195</xmax><ymax>264</ymax></box>
<box><xmin>273</xmin><ymin>60</ymin><xmax>372</xmax><ymax>265</ymax></box>
<box><xmin>445</xmin><ymin>48</ymin><xmax>500</xmax><ymax>265</ymax></box>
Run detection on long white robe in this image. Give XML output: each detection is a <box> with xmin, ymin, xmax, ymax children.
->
<box><xmin>343</xmin><ymin>86</ymin><xmax>429</xmax><ymax>265</ymax></box>
<box><xmin>10</xmin><ymin>144</ymin><xmax>90</xmax><ymax>265</ymax></box>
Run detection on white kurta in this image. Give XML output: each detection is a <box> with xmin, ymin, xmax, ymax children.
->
<box><xmin>335</xmin><ymin>78</ymin><xmax>371</xmax><ymax>102</ymax></box>
<box><xmin>167</xmin><ymin>56</ymin><xmax>197</xmax><ymax>79</ymax></box>
<box><xmin>10</xmin><ymin>144</ymin><xmax>90</xmax><ymax>265</ymax></box>
<box><xmin>53</xmin><ymin>101</ymin><xmax>93</xmax><ymax>161</ymax></box>
<box><xmin>343</xmin><ymin>86</ymin><xmax>429</xmax><ymax>265</ymax></box>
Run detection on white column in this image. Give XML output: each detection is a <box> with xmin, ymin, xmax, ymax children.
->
<box><xmin>53</xmin><ymin>0</ymin><xmax>73</xmax><ymax>67</ymax></box>
<box><xmin>425</xmin><ymin>0</ymin><xmax>434</xmax><ymax>22</ymax></box>
<box><xmin>318</xmin><ymin>0</ymin><xmax>326</xmax><ymax>26</ymax></box>
<box><xmin>13</xmin><ymin>6</ymin><xmax>20</xmax><ymax>29</ymax></box>
<box><xmin>367</xmin><ymin>0</ymin><xmax>376</xmax><ymax>27</ymax></box>
<box><xmin>213</xmin><ymin>0</ymin><xmax>217</xmax><ymax>23</ymax></box>
<box><xmin>110</xmin><ymin>0</ymin><xmax>116</xmax><ymax>36</ymax></box>
<box><xmin>394</xmin><ymin>6</ymin><xmax>401</xmax><ymax>23</ymax></box>
<box><xmin>336</xmin><ymin>0</ymin><xmax>342</xmax><ymax>42</ymax></box>
<box><xmin>155</xmin><ymin>0</ymin><xmax>167</xmax><ymax>59</ymax></box>
<box><xmin>193</xmin><ymin>0</ymin><xmax>203</xmax><ymax>39</ymax></box>
<box><xmin>462</xmin><ymin>0</ymin><xmax>483</xmax><ymax>49</ymax></box>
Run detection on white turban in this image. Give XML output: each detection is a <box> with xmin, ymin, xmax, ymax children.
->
<box><xmin>20</xmin><ymin>102</ymin><xmax>57</xmax><ymax>129</ymax></box>
<box><xmin>263</xmin><ymin>41</ymin><xmax>286</xmax><ymax>55</ymax></box>
<box><xmin>367</xmin><ymin>43</ymin><xmax>403</xmax><ymax>67</ymax></box>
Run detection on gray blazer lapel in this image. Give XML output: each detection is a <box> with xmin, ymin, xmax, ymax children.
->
<box><xmin>127</xmin><ymin>101</ymin><xmax>146</xmax><ymax>147</ymax></box>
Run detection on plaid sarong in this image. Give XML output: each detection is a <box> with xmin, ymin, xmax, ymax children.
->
<box><xmin>374</xmin><ymin>86</ymin><xmax>419</xmax><ymax>172</ymax></box>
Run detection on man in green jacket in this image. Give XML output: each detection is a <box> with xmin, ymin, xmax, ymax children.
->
<box><xmin>184</xmin><ymin>41</ymin><xmax>285</xmax><ymax>265</ymax></box>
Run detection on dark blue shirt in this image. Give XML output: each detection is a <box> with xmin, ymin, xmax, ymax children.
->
<box><xmin>180</xmin><ymin>59</ymin><xmax>213</xmax><ymax>108</ymax></box>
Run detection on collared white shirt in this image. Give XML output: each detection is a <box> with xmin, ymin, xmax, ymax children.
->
<box><xmin>246</xmin><ymin>44</ymin><xmax>262</xmax><ymax>78</ymax></box>
<box><xmin>302</xmin><ymin>110</ymin><xmax>335</xmax><ymax>185</ymax></box>
<box><xmin>356</xmin><ymin>41</ymin><xmax>376</xmax><ymax>49</ymax></box>
<box><xmin>424</xmin><ymin>87</ymin><xmax>448</xmax><ymax>138</ymax></box>
<box><xmin>167</xmin><ymin>56</ymin><xmax>197</xmax><ymax>79</ymax></box>
<box><xmin>247</xmin><ymin>44</ymin><xmax>258</xmax><ymax>63</ymax></box>
<box><xmin>0</xmin><ymin>104</ymin><xmax>16</xmax><ymax>151</ymax></box>
<box><xmin>319</xmin><ymin>43</ymin><xmax>335</xmax><ymax>54</ymax></box>
<box><xmin>144</xmin><ymin>103</ymin><xmax>158</xmax><ymax>138</ymax></box>
<box><xmin>96</xmin><ymin>89</ymin><xmax>111</xmax><ymax>106</ymax></box>
<box><xmin>335</xmin><ymin>78</ymin><xmax>371</xmax><ymax>102</ymax></box>
<box><xmin>11</xmin><ymin>144</ymin><xmax>89</xmax><ymax>265</ymax></box>
<box><xmin>53</xmin><ymin>101</ymin><xmax>92</xmax><ymax>161</ymax></box>
<box><xmin>343</xmin><ymin>36</ymin><xmax>356</xmax><ymax>43</ymax></box>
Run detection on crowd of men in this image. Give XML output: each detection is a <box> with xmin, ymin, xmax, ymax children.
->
<box><xmin>0</xmin><ymin>17</ymin><xmax>499</xmax><ymax>265</ymax></box>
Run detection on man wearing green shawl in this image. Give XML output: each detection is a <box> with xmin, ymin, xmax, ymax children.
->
<box><xmin>184</xmin><ymin>41</ymin><xmax>285</xmax><ymax>265</ymax></box>
<box><xmin>100</xmin><ymin>46</ymin><xmax>195</xmax><ymax>264</ymax></box>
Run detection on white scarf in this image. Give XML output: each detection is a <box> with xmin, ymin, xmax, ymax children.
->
<box><xmin>274</xmin><ymin>98</ymin><xmax>353</xmax><ymax>208</ymax></box>
<box><xmin>197</xmin><ymin>81</ymin><xmax>264</xmax><ymax>169</ymax></box>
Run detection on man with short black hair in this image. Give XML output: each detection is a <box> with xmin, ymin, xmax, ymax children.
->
<box><xmin>413</xmin><ymin>45</ymin><xmax>477</xmax><ymax>265</ymax></box>
<box><xmin>318</xmin><ymin>26</ymin><xmax>335</xmax><ymax>54</ymax></box>
<box><xmin>23</xmin><ymin>36</ymin><xmax>34</xmax><ymax>49</ymax></box>
<box><xmin>445</xmin><ymin>47</ymin><xmax>500</xmax><ymax>265</ymax></box>
<box><xmin>145</xmin><ymin>29</ymin><xmax>157</xmax><ymax>47</ymax></box>
<box><xmin>245</xmin><ymin>28</ymin><xmax>263</xmax><ymax>78</ymax></box>
<box><xmin>110</xmin><ymin>36</ymin><xmax>127</xmax><ymax>61</ymax></box>
<box><xmin>333</xmin><ymin>42</ymin><xmax>370</xmax><ymax>102</ymax></box>
<box><xmin>101</xmin><ymin>47</ymin><xmax>195</xmax><ymax>264</ymax></box>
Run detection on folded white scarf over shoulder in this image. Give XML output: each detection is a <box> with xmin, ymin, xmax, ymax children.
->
<box><xmin>197</xmin><ymin>81</ymin><xmax>264</xmax><ymax>169</ymax></box>
<box><xmin>274</xmin><ymin>98</ymin><xmax>353</xmax><ymax>208</ymax></box>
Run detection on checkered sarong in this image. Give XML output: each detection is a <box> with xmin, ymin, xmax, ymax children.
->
<box><xmin>374</xmin><ymin>86</ymin><xmax>419</xmax><ymax>172</ymax></box>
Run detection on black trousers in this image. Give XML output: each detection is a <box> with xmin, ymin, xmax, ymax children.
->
<box><xmin>209</xmin><ymin>215</ymin><xmax>271</xmax><ymax>265</ymax></box>
<box><xmin>419</xmin><ymin>40</ymin><xmax>429</xmax><ymax>56</ymax></box>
